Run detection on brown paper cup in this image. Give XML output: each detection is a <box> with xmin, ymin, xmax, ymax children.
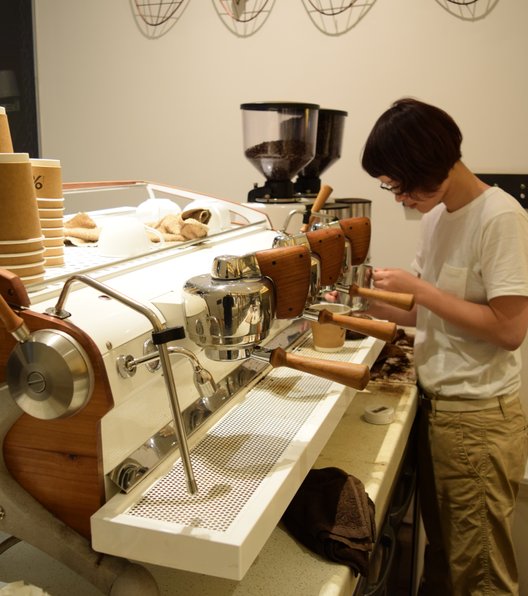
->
<box><xmin>0</xmin><ymin>238</ymin><xmax>44</xmax><ymax>254</ymax></box>
<box><xmin>37</xmin><ymin>197</ymin><xmax>64</xmax><ymax>209</ymax></box>
<box><xmin>43</xmin><ymin>246</ymin><xmax>64</xmax><ymax>257</ymax></box>
<box><xmin>39</xmin><ymin>207</ymin><xmax>64</xmax><ymax>218</ymax></box>
<box><xmin>41</xmin><ymin>227</ymin><xmax>65</xmax><ymax>238</ymax></box>
<box><xmin>20</xmin><ymin>273</ymin><xmax>45</xmax><ymax>286</ymax></box>
<box><xmin>0</xmin><ymin>153</ymin><xmax>42</xmax><ymax>241</ymax></box>
<box><xmin>309</xmin><ymin>303</ymin><xmax>350</xmax><ymax>352</ymax></box>
<box><xmin>4</xmin><ymin>260</ymin><xmax>46</xmax><ymax>277</ymax></box>
<box><xmin>0</xmin><ymin>249</ymin><xmax>45</xmax><ymax>266</ymax></box>
<box><xmin>40</xmin><ymin>217</ymin><xmax>64</xmax><ymax>229</ymax></box>
<box><xmin>0</xmin><ymin>107</ymin><xmax>14</xmax><ymax>152</ymax></box>
<box><xmin>43</xmin><ymin>237</ymin><xmax>64</xmax><ymax>248</ymax></box>
<box><xmin>44</xmin><ymin>255</ymin><xmax>65</xmax><ymax>267</ymax></box>
<box><xmin>31</xmin><ymin>158</ymin><xmax>63</xmax><ymax>199</ymax></box>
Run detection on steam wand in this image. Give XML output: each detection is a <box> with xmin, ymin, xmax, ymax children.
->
<box><xmin>45</xmin><ymin>274</ymin><xmax>199</xmax><ymax>495</ymax></box>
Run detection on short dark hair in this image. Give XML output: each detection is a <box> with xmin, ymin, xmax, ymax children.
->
<box><xmin>361</xmin><ymin>98</ymin><xmax>463</xmax><ymax>194</ymax></box>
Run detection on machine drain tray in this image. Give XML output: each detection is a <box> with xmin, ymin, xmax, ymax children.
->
<box><xmin>91</xmin><ymin>335</ymin><xmax>382</xmax><ymax>580</ymax></box>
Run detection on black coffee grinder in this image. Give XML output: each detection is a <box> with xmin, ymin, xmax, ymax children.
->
<box><xmin>294</xmin><ymin>108</ymin><xmax>348</xmax><ymax>195</ymax></box>
<box><xmin>241</xmin><ymin>102</ymin><xmax>319</xmax><ymax>203</ymax></box>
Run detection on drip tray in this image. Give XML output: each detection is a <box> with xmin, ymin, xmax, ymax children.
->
<box><xmin>91</xmin><ymin>335</ymin><xmax>383</xmax><ymax>580</ymax></box>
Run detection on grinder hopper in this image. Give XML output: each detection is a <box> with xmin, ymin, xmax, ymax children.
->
<box><xmin>241</xmin><ymin>102</ymin><xmax>319</xmax><ymax>202</ymax></box>
<box><xmin>295</xmin><ymin>108</ymin><xmax>348</xmax><ymax>195</ymax></box>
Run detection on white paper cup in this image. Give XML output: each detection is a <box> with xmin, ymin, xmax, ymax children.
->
<box><xmin>97</xmin><ymin>216</ymin><xmax>164</xmax><ymax>257</ymax></box>
<box><xmin>185</xmin><ymin>199</ymin><xmax>230</xmax><ymax>234</ymax></box>
<box><xmin>136</xmin><ymin>198</ymin><xmax>181</xmax><ymax>223</ymax></box>
<box><xmin>309</xmin><ymin>302</ymin><xmax>351</xmax><ymax>352</ymax></box>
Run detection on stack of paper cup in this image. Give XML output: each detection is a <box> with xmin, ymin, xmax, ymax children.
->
<box><xmin>31</xmin><ymin>158</ymin><xmax>65</xmax><ymax>266</ymax></box>
<box><xmin>0</xmin><ymin>106</ymin><xmax>14</xmax><ymax>152</ymax></box>
<box><xmin>0</xmin><ymin>153</ymin><xmax>45</xmax><ymax>285</ymax></box>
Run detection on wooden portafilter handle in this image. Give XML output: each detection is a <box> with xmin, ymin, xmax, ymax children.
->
<box><xmin>318</xmin><ymin>308</ymin><xmax>397</xmax><ymax>343</ymax></box>
<box><xmin>350</xmin><ymin>284</ymin><xmax>415</xmax><ymax>311</ymax></box>
<box><xmin>269</xmin><ymin>347</ymin><xmax>370</xmax><ymax>391</ymax></box>
<box><xmin>300</xmin><ymin>184</ymin><xmax>333</xmax><ymax>233</ymax></box>
<box><xmin>0</xmin><ymin>292</ymin><xmax>30</xmax><ymax>341</ymax></box>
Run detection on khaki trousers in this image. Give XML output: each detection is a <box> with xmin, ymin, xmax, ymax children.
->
<box><xmin>417</xmin><ymin>394</ymin><xmax>528</xmax><ymax>596</ymax></box>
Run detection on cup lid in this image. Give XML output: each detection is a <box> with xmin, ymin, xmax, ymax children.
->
<box><xmin>0</xmin><ymin>153</ymin><xmax>30</xmax><ymax>163</ymax></box>
<box><xmin>30</xmin><ymin>158</ymin><xmax>61</xmax><ymax>167</ymax></box>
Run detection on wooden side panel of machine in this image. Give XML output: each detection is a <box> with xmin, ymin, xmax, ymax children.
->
<box><xmin>1</xmin><ymin>309</ymin><xmax>114</xmax><ymax>539</ymax></box>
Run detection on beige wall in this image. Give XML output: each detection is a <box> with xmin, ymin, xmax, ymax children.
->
<box><xmin>33</xmin><ymin>0</ymin><xmax>528</xmax><ymax>268</ymax></box>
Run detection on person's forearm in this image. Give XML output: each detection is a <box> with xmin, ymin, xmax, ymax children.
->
<box><xmin>415</xmin><ymin>281</ymin><xmax>526</xmax><ymax>350</ymax></box>
<box><xmin>365</xmin><ymin>302</ymin><xmax>417</xmax><ymax>327</ymax></box>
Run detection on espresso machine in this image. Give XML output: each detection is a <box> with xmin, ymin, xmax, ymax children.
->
<box><xmin>0</xmin><ymin>180</ymin><xmax>403</xmax><ymax>593</ymax></box>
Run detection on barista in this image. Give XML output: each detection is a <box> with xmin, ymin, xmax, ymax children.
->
<box><xmin>360</xmin><ymin>97</ymin><xmax>528</xmax><ymax>595</ymax></box>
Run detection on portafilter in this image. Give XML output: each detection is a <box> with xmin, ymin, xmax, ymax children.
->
<box><xmin>272</xmin><ymin>229</ymin><xmax>398</xmax><ymax>342</ymax></box>
<box><xmin>182</xmin><ymin>247</ymin><xmax>370</xmax><ymax>390</ymax></box>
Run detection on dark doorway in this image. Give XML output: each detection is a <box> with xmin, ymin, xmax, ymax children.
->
<box><xmin>0</xmin><ymin>0</ymin><xmax>39</xmax><ymax>156</ymax></box>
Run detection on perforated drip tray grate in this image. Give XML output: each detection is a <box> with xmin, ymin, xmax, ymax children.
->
<box><xmin>91</xmin><ymin>334</ymin><xmax>383</xmax><ymax>580</ymax></box>
<box><xmin>128</xmin><ymin>351</ymin><xmax>344</xmax><ymax>532</ymax></box>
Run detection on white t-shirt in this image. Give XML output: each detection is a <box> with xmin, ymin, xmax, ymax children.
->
<box><xmin>412</xmin><ymin>187</ymin><xmax>528</xmax><ymax>399</ymax></box>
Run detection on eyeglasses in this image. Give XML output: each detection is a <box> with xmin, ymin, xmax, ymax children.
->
<box><xmin>380</xmin><ymin>182</ymin><xmax>403</xmax><ymax>195</ymax></box>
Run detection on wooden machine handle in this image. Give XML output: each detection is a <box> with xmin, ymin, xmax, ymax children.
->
<box><xmin>305</xmin><ymin>227</ymin><xmax>345</xmax><ymax>286</ymax></box>
<box><xmin>269</xmin><ymin>347</ymin><xmax>370</xmax><ymax>390</ymax></box>
<box><xmin>0</xmin><ymin>268</ymin><xmax>30</xmax><ymax>308</ymax></box>
<box><xmin>300</xmin><ymin>184</ymin><xmax>333</xmax><ymax>233</ymax></box>
<box><xmin>350</xmin><ymin>285</ymin><xmax>415</xmax><ymax>311</ymax></box>
<box><xmin>318</xmin><ymin>309</ymin><xmax>397</xmax><ymax>343</ymax></box>
<box><xmin>255</xmin><ymin>245</ymin><xmax>311</xmax><ymax>319</ymax></box>
<box><xmin>338</xmin><ymin>217</ymin><xmax>371</xmax><ymax>266</ymax></box>
<box><xmin>0</xmin><ymin>292</ymin><xmax>26</xmax><ymax>335</ymax></box>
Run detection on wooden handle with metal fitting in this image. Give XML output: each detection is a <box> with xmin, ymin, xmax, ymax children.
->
<box><xmin>338</xmin><ymin>217</ymin><xmax>371</xmax><ymax>266</ymax></box>
<box><xmin>318</xmin><ymin>308</ymin><xmax>397</xmax><ymax>343</ymax></box>
<box><xmin>300</xmin><ymin>184</ymin><xmax>333</xmax><ymax>233</ymax></box>
<box><xmin>255</xmin><ymin>245</ymin><xmax>312</xmax><ymax>319</ymax></box>
<box><xmin>0</xmin><ymin>292</ymin><xmax>27</xmax><ymax>335</ymax></box>
<box><xmin>350</xmin><ymin>284</ymin><xmax>415</xmax><ymax>311</ymax></box>
<box><xmin>305</xmin><ymin>227</ymin><xmax>345</xmax><ymax>286</ymax></box>
<box><xmin>269</xmin><ymin>346</ymin><xmax>370</xmax><ymax>390</ymax></box>
<box><xmin>0</xmin><ymin>268</ymin><xmax>30</xmax><ymax>308</ymax></box>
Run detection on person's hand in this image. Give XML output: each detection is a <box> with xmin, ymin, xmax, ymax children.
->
<box><xmin>372</xmin><ymin>268</ymin><xmax>420</xmax><ymax>296</ymax></box>
<box><xmin>322</xmin><ymin>290</ymin><xmax>340</xmax><ymax>303</ymax></box>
